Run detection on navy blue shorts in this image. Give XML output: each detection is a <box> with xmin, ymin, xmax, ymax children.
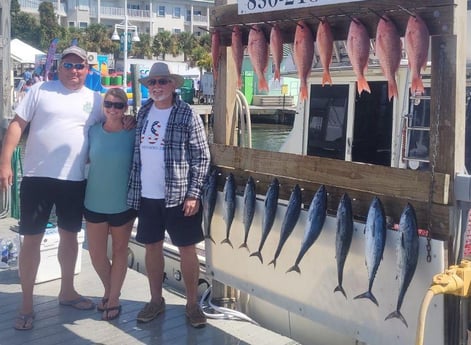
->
<box><xmin>19</xmin><ymin>177</ymin><xmax>86</xmax><ymax>235</ymax></box>
<box><xmin>84</xmin><ymin>208</ymin><xmax>137</xmax><ymax>227</ymax></box>
<box><xmin>136</xmin><ymin>197</ymin><xmax>204</xmax><ymax>247</ymax></box>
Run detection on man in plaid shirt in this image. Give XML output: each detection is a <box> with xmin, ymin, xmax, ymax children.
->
<box><xmin>127</xmin><ymin>62</ymin><xmax>210</xmax><ymax>327</ymax></box>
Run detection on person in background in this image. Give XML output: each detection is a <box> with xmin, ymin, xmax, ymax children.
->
<box><xmin>84</xmin><ymin>88</ymin><xmax>136</xmax><ymax>321</ymax></box>
<box><xmin>127</xmin><ymin>62</ymin><xmax>210</xmax><ymax>328</ymax></box>
<box><xmin>0</xmin><ymin>46</ymin><xmax>100</xmax><ymax>330</ymax></box>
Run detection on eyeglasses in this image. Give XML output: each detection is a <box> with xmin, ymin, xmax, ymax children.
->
<box><xmin>147</xmin><ymin>79</ymin><xmax>171</xmax><ymax>86</ymax></box>
<box><xmin>62</xmin><ymin>62</ymin><xmax>86</xmax><ymax>70</ymax></box>
<box><xmin>103</xmin><ymin>101</ymin><xmax>126</xmax><ymax>109</ymax></box>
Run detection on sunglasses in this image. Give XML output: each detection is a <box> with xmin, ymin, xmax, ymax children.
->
<box><xmin>62</xmin><ymin>62</ymin><xmax>86</xmax><ymax>70</ymax></box>
<box><xmin>103</xmin><ymin>101</ymin><xmax>126</xmax><ymax>109</ymax></box>
<box><xmin>147</xmin><ymin>79</ymin><xmax>171</xmax><ymax>86</ymax></box>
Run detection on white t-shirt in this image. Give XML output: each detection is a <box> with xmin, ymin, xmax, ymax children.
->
<box><xmin>15</xmin><ymin>80</ymin><xmax>103</xmax><ymax>181</ymax></box>
<box><xmin>140</xmin><ymin>105</ymin><xmax>171</xmax><ymax>199</ymax></box>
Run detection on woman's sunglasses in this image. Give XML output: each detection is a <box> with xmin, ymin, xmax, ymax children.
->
<box><xmin>147</xmin><ymin>79</ymin><xmax>171</xmax><ymax>86</ymax></box>
<box><xmin>103</xmin><ymin>101</ymin><xmax>126</xmax><ymax>109</ymax></box>
<box><xmin>62</xmin><ymin>62</ymin><xmax>86</xmax><ymax>70</ymax></box>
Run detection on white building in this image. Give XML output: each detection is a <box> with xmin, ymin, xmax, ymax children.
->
<box><xmin>18</xmin><ymin>0</ymin><xmax>212</xmax><ymax>37</ymax></box>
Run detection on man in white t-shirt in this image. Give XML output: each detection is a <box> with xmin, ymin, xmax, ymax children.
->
<box><xmin>0</xmin><ymin>46</ymin><xmax>102</xmax><ymax>330</ymax></box>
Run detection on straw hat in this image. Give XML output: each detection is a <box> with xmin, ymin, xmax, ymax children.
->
<box><xmin>139</xmin><ymin>62</ymin><xmax>184</xmax><ymax>88</ymax></box>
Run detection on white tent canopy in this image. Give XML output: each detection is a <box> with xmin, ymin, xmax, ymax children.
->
<box><xmin>11</xmin><ymin>38</ymin><xmax>44</xmax><ymax>64</ymax></box>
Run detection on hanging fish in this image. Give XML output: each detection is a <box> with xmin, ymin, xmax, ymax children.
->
<box><xmin>268</xmin><ymin>184</ymin><xmax>302</xmax><ymax>268</ymax></box>
<box><xmin>293</xmin><ymin>20</ymin><xmax>314</xmax><ymax>101</ymax></box>
<box><xmin>221</xmin><ymin>173</ymin><xmax>236</xmax><ymax>248</ymax></box>
<box><xmin>270</xmin><ymin>24</ymin><xmax>284</xmax><ymax>82</ymax></box>
<box><xmin>375</xmin><ymin>15</ymin><xmax>402</xmax><ymax>101</ymax></box>
<box><xmin>231</xmin><ymin>25</ymin><xmax>244</xmax><ymax>89</ymax></box>
<box><xmin>211</xmin><ymin>29</ymin><xmax>221</xmax><ymax>83</ymax></box>
<box><xmin>316</xmin><ymin>18</ymin><xmax>334</xmax><ymax>87</ymax></box>
<box><xmin>248</xmin><ymin>24</ymin><xmax>269</xmax><ymax>92</ymax></box>
<box><xmin>385</xmin><ymin>203</ymin><xmax>419</xmax><ymax>327</ymax></box>
<box><xmin>346</xmin><ymin>18</ymin><xmax>371</xmax><ymax>95</ymax></box>
<box><xmin>250</xmin><ymin>178</ymin><xmax>279</xmax><ymax>263</ymax></box>
<box><xmin>202</xmin><ymin>169</ymin><xmax>218</xmax><ymax>244</ymax></box>
<box><xmin>334</xmin><ymin>193</ymin><xmax>354</xmax><ymax>299</ymax></box>
<box><xmin>405</xmin><ymin>14</ymin><xmax>430</xmax><ymax>96</ymax></box>
<box><xmin>354</xmin><ymin>197</ymin><xmax>387</xmax><ymax>306</ymax></box>
<box><xmin>239</xmin><ymin>176</ymin><xmax>256</xmax><ymax>251</ymax></box>
<box><xmin>286</xmin><ymin>185</ymin><xmax>327</xmax><ymax>274</ymax></box>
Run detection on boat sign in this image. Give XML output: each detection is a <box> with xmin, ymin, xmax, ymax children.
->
<box><xmin>237</xmin><ymin>0</ymin><xmax>363</xmax><ymax>15</ymax></box>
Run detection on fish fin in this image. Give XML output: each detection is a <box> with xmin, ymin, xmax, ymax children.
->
<box><xmin>388</xmin><ymin>79</ymin><xmax>398</xmax><ymax>101</ymax></box>
<box><xmin>258</xmin><ymin>77</ymin><xmax>269</xmax><ymax>92</ymax></box>
<box><xmin>322</xmin><ymin>71</ymin><xmax>332</xmax><ymax>86</ymax></box>
<box><xmin>205</xmin><ymin>235</ymin><xmax>216</xmax><ymax>244</ymax></box>
<box><xmin>286</xmin><ymin>264</ymin><xmax>301</xmax><ymax>274</ymax></box>
<box><xmin>353</xmin><ymin>291</ymin><xmax>379</xmax><ymax>306</ymax></box>
<box><xmin>334</xmin><ymin>285</ymin><xmax>347</xmax><ymax>299</ymax></box>
<box><xmin>238</xmin><ymin>242</ymin><xmax>250</xmax><ymax>252</ymax></box>
<box><xmin>411</xmin><ymin>76</ymin><xmax>425</xmax><ymax>95</ymax></box>
<box><xmin>385</xmin><ymin>310</ymin><xmax>408</xmax><ymax>328</ymax></box>
<box><xmin>299</xmin><ymin>83</ymin><xmax>308</xmax><ymax>101</ymax></box>
<box><xmin>357</xmin><ymin>76</ymin><xmax>371</xmax><ymax>95</ymax></box>
<box><xmin>274</xmin><ymin>70</ymin><xmax>280</xmax><ymax>81</ymax></box>
<box><xmin>249</xmin><ymin>251</ymin><xmax>264</xmax><ymax>264</ymax></box>
<box><xmin>221</xmin><ymin>238</ymin><xmax>233</xmax><ymax>248</ymax></box>
<box><xmin>268</xmin><ymin>258</ymin><xmax>276</xmax><ymax>268</ymax></box>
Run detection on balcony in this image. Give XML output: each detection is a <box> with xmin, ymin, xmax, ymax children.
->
<box><xmin>19</xmin><ymin>0</ymin><xmax>66</xmax><ymax>16</ymax></box>
<box><xmin>90</xmin><ymin>6</ymin><xmax>151</xmax><ymax>21</ymax></box>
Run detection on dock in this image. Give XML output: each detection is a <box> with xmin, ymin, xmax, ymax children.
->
<box><xmin>0</xmin><ymin>217</ymin><xmax>300</xmax><ymax>345</ymax></box>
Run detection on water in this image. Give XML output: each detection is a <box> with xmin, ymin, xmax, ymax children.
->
<box><xmin>247</xmin><ymin>123</ymin><xmax>292</xmax><ymax>152</ymax></box>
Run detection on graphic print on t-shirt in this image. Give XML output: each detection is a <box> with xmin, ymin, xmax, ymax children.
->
<box><xmin>141</xmin><ymin>118</ymin><xmax>166</xmax><ymax>148</ymax></box>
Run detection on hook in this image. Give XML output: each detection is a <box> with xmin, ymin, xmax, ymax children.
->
<box><xmin>397</xmin><ymin>5</ymin><xmax>416</xmax><ymax>17</ymax></box>
<box><xmin>368</xmin><ymin>8</ymin><xmax>388</xmax><ymax>21</ymax></box>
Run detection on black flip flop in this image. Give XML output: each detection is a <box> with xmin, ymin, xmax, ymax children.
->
<box><xmin>102</xmin><ymin>305</ymin><xmax>122</xmax><ymax>321</ymax></box>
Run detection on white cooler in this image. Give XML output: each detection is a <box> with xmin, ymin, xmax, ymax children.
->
<box><xmin>19</xmin><ymin>226</ymin><xmax>85</xmax><ymax>284</ymax></box>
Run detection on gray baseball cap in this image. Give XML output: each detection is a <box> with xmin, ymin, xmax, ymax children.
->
<box><xmin>61</xmin><ymin>46</ymin><xmax>87</xmax><ymax>61</ymax></box>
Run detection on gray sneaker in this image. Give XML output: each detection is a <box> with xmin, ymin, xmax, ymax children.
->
<box><xmin>137</xmin><ymin>298</ymin><xmax>165</xmax><ymax>323</ymax></box>
<box><xmin>185</xmin><ymin>303</ymin><xmax>207</xmax><ymax>328</ymax></box>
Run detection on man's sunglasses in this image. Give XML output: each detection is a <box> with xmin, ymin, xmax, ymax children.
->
<box><xmin>62</xmin><ymin>62</ymin><xmax>86</xmax><ymax>70</ymax></box>
<box><xmin>147</xmin><ymin>79</ymin><xmax>171</xmax><ymax>86</ymax></box>
<box><xmin>103</xmin><ymin>101</ymin><xmax>126</xmax><ymax>109</ymax></box>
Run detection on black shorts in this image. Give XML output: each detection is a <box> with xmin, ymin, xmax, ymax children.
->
<box><xmin>84</xmin><ymin>208</ymin><xmax>137</xmax><ymax>227</ymax></box>
<box><xmin>19</xmin><ymin>177</ymin><xmax>86</xmax><ymax>235</ymax></box>
<box><xmin>136</xmin><ymin>197</ymin><xmax>204</xmax><ymax>247</ymax></box>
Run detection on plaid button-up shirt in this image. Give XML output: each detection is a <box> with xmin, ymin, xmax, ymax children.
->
<box><xmin>127</xmin><ymin>98</ymin><xmax>210</xmax><ymax>209</ymax></box>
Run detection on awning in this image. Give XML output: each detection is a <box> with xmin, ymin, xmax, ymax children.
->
<box><xmin>10</xmin><ymin>38</ymin><xmax>44</xmax><ymax>64</ymax></box>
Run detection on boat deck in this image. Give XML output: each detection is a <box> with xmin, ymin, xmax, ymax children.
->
<box><xmin>0</xmin><ymin>217</ymin><xmax>299</xmax><ymax>345</ymax></box>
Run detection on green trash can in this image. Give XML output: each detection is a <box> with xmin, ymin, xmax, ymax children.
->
<box><xmin>101</xmin><ymin>76</ymin><xmax>110</xmax><ymax>86</ymax></box>
<box><xmin>180</xmin><ymin>88</ymin><xmax>194</xmax><ymax>104</ymax></box>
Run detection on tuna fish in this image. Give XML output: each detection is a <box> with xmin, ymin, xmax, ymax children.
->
<box><xmin>287</xmin><ymin>185</ymin><xmax>327</xmax><ymax>274</ymax></box>
<box><xmin>346</xmin><ymin>19</ymin><xmax>371</xmax><ymax>95</ymax></box>
<box><xmin>221</xmin><ymin>173</ymin><xmax>236</xmax><ymax>248</ymax></box>
<box><xmin>334</xmin><ymin>193</ymin><xmax>354</xmax><ymax>299</ymax></box>
<box><xmin>293</xmin><ymin>21</ymin><xmax>314</xmax><ymax>101</ymax></box>
<box><xmin>211</xmin><ymin>29</ymin><xmax>220</xmax><ymax>82</ymax></box>
<box><xmin>354</xmin><ymin>197</ymin><xmax>387</xmax><ymax>306</ymax></box>
<box><xmin>385</xmin><ymin>203</ymin><xmax>419</xmax><ymax>327</ymax></box>
<box><xmin>375</xmin><ymin>15</ymin><xmax>402</xmax><ymax>101</ymax></box>
<box><xmin>232</xmin><ymin>25</ymin><xmax>244</xmax><ymax>89</ymax></box>
<box><xmin>316</xmin><ymin>18</ymin><xmax>334</xmax><ymax>86</ymax></box>
<box><xmin>202</xmin><ymin>169</ymin><xmax>218</xmax><ymax>244</ymax></box>
<box><xmin>405</xmin><ymin>15</ymin><xmax>430</xmax><ymax>95</ymax></box>
<box><xmin>270</xmin><ymin>24</ymin><xmax>284</xmax><ymax>82</ymax></box>
<box><xmin>268</xmin><ymin>184</ymin><xmax>302</xmax><ymax>268</ymax></box>
<box><xmin>248</xmin><ymin>25</ymin><xmax>269</xmax><ymax>92</ymax></box>
<box><xmin>239</xmin><ymin>176</ymin><xmax>256</xmax><ymax>251</ymax></box>
<box><xmin>250</xmin><ymin>178</ymin><xmax>279</xmax><ymax>263</ymax></box>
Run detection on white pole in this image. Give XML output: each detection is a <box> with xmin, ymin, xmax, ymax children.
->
<box><xmin>123</xmin><ymin>0</ymin><xmax>128</xmax><ymax>90</ymax></box>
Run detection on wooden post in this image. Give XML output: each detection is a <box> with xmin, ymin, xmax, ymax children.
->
<box><xmin>130</xmin><ymin>64</ymin><xmax>141</xmax><ymax>116</ymax></box>
<box><xmin>0</xmin><ymin>1</ymin><xmax>11</xmax><ymax>142</ymax></box>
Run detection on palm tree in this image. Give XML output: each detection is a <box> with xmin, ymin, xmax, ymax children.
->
<box><xmin>177</xmin><ymin>32</ymin><xmax>197</xmax><ymax>62</ymax></box>
<box><xmin>152</xmin><ymin>31</ymin><xmax>177</xmax><ymax>60</ymax></box>
<box><xmin>132</xmin><ymin>33</ymin><xmax>153</xmax><ymax>59</ymax></box>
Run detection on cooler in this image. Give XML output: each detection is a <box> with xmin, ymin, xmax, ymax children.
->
<box><xmin>19</xmin><ymin>226</ymin><xmax>85</xmax><ymax>284</ymax></box>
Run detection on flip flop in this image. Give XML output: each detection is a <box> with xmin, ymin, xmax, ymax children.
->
<box><xmin>59</xmin><ymin>296</ymin><xmax>96</xmax><ymax>310</ymax></box>
<box><xmin>102</xmin><ymin>305</ymin><xmax>122</xmax><ymax>321</ymax></box>
<box><xmin>14</xmin><ymin>312</ymin><xmax>35</xmax><ymax>331</ymax></box>
<box><xmin>97</xmin><ymin>297</ymin><xmax>109</xmax><ymax>312</ymax></box>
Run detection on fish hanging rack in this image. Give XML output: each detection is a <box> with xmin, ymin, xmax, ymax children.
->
<box><xmin>210</xmin><ymin>1</ymin><xmax>456</xmax><ymax>46</ymax></box>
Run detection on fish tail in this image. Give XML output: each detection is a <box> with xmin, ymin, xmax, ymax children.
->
<box><xmin>411</xmin><ymin>75</ymin><xmax>425</xmax><ymax>95</ymax></box>
<box><xmin>220</xmin><ymin>238</ymin><xmax>233</xmax><ymax>248</ymax></box>
<box><xmin>249</xmin><ymin>251</ymin><xmax>264</xmax><ymax>264</ymax></box>
<box><xmin>268</xmin><ymin>258</ymin><xmax>276</xmax><ymax>268</ymax></box>
<box><xmin>353</xmin><ymin>290</ymin><xmax>379</xmax><ymax>306</ymax></box>
<box><xmin>299</xmin><ymin>82</ymin><xmax>308</xmax><ymax>101</ymax></box>
<box><xmin>205</xmin><ymin>235</ymin><xmax>216</xmax><ymax>244</ymax></box>
<box><xmin>357</xmin><ymin>76</ymin><xmax>371</xmax><ymax>95</ymax></box>
<box><xmin>238</xmin><ymin>242</ymin><xmax>250</xmax><ymax>252</ymax></box>
<box><xmin>334</xmin><ymin>285</ymin><xmax>347</xmax><ymax>299</ymax></box>
<box><xmin>237</xmin><ymin>76</ymin><xmax>242</xmax><ymax>89</ymax></box>
<box><xmin>388</xmin><ymin>78</ymin><xmax>398</xmax><ymax>101</ymax></box>
<box><xmin>286</xmin><ymin>264</ymin><xmax>301</xmax><ymax>274</ymax></box>
<box><xmin>385</xmin><ymin>310</ymin><xmax>408</xmax><ymax>328</ymax></box>
<box><xmin>322</xmin><ymin>70</ymin><xmax>332</xmax><ymax>86</ymax></box>
<box><xmin>258</xmin><ymin>76</ymin><xmax>269</xmax><ymax>92</ymax></box>
<box><xmin>274</xmin><ymin>70</ymin><xmax>281</xmax><ymax>81</ymax></box>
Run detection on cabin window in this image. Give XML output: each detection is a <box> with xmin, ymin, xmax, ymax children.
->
<box><xmin>307</xmin><ymin>85</ymin><xmax>348</xmax><ymax>160</ymax></box>
<box><xmin>351</xmin><ymin>81</ymin><xmax>392</xmax><ymax>166</ymax></box>
<box><xmin>405</xmin><ymin>91</ymin><xmax>430</xmax><ymax>168</ymax></box>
